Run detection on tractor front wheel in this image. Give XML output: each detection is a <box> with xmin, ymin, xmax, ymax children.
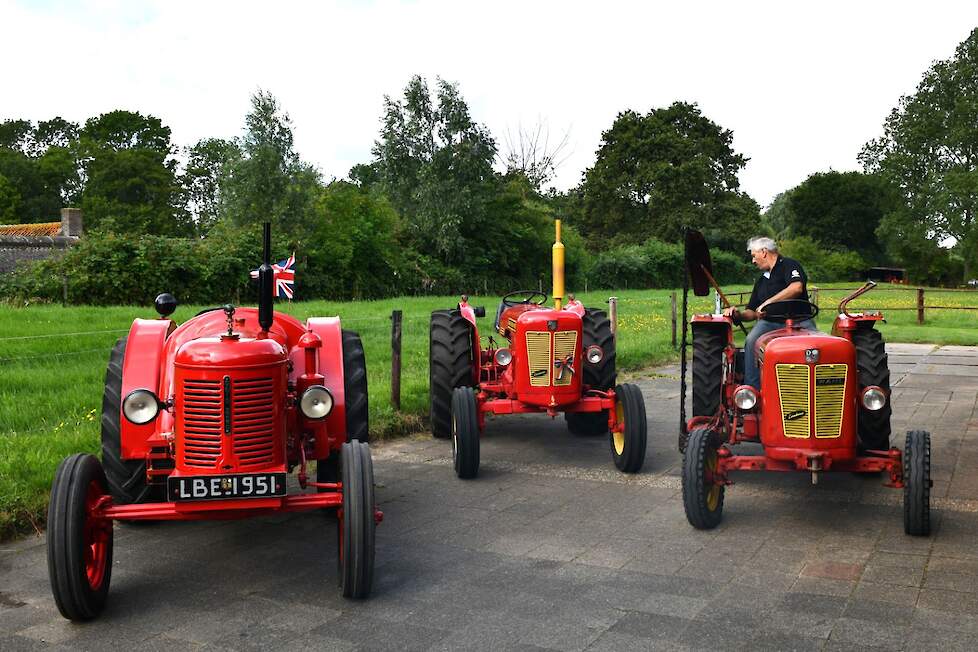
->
<box><xmin>47</xmin><ymin>453</ymin><xmax>114</xmax><ymax>621</ymax></box>
<box><xmin>903</xmin><ymin>430</ymin><xmax>931</xmax><ymax>536</ymax></box>
<box><xmin>682</xmin><ymin>428</ymin><xmax>725</xmax><ymax>530</ymax></box>
<box><xmin>610</xmin><ymin>384</ymin><xmax>647</xmax><ymax>473</ymax></box>
<box><xmin>430</xmin><ymin>310</ymin><xmax>475</xmax><ymax>439</ymax></box>
<box><xmin>451</xmin><ymin>387</ymin><xmax>480</xmax><ymax>479</ymax></box>
<box><xmin>338</xmin><ymin>441</ymin><xmax>376</xmax><ymax>598</ymax></box>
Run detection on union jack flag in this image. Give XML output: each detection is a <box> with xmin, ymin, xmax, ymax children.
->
<box><xmin>250</xmin><ymin>252</ymin><xmax>296</xmax><ymax>299</ymax></box>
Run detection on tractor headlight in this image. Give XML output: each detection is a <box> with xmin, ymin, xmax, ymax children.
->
<box><xmin>586</xmin><ymin>345</ymin><xmax>603</xmax><ymax>364</ymax></box>
<box><xmin>123</xmin><ymin>389</ymin><xmax>161</xmax><ymax>425</ymax></box>
<box><xmin>733</xmin><ymin>385</ymin><xmax>758</xmax><ymax>410</ymax></box>
<box><xmin>861</xmin><ymin>386</ymin><xmax>887</xmax><ymax>411</ymax></box>
<box><xmin>494</xmin><ymin>348</ymin><xmax>513</xmax><ymax>366</ymax></box>
<box><xmin>300</xmin><ymin>385</ymin><xmax>334</xmax><ymax>420</ymax></box>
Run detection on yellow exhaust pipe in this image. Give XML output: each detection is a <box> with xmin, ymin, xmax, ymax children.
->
<box><xmin>553</xmin><ymin>219</ymin><xmax>564</xmax><ymax>310</ymax></box>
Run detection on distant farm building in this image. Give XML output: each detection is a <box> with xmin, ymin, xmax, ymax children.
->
<box><xmin>0</xmin><ymin>208</ymin><xmax>82</xmax><ymax>273</ymax></box>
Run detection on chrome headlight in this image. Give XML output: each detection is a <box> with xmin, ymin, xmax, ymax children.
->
<box><xmin>586</xmin><ymin>345</ymin><xmax>603</xmax><ymax>364</ymax></box>
<box><xmin>300</xmin><ymin>385</ymin><xmax>334</xmax><ymax>419</ymax></box>
<box><xmin>733</xmin><ymin>385</ymin><xmax>758</xmax><ymax>410</ymax></box>
<box><xmin>494</xmin><ymin>348</ymin><xmax>513</xmax><ymax>366</ymax></box>
<box><xmin>861</xmin><ymin>386</ymin><xmax>887</xmax><ymax>411</ymax></box>
<box><xmin>123</xmin><ymin>389</ymin><xmax>161</xmax><ymax>425</ymax></box>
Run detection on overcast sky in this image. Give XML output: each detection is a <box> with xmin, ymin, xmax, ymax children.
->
<box><xmin>2</xmin><ymin>0</ymin><xmax>976</xmax><ymax>207</ymax></box>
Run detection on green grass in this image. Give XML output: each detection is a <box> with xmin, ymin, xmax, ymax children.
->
<box><xmin>2</xmin><ymin>284</ymin><xmax>977</xmax><ymax>540</ymax></box>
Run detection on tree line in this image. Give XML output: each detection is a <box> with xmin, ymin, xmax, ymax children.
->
<box><xmin>2</xmin><ymin>28</ymin><xmax>977</xmax><ymax>305</ymax></box>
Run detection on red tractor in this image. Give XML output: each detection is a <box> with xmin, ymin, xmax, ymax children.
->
<box><xmin>46</xmin><ymin>224</ymin><xmax>379</xmax><ymax>622</ymax></box>
<box><xmin>679</xmin><ymin>230</ymin><xmax>931</xmax><ymax>535</ymax></box>
<box><xmin>429</xmin><ymin>220</ymin><xmax>647</xmax><ymax>478</ymax></box>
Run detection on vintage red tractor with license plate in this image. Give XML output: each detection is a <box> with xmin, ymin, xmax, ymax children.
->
<box><xmin>678</xmin><ymin>230</ymin><xmax>931</xmax><ymax>535</ymax></box>
<box><xmin>429</xmin><ymin>220</ymin><xmax>648</xmax><ymax>478</ymax></box>
<box><xmin>46</xmin><ymin>224</ymin><xmax>380</xmax><ymax>622</ymax></box>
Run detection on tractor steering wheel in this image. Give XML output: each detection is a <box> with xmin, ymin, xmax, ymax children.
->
<box><xmin>760</xmin><ymin>299</ymin><xmax>819</xmax><ymax>323</ymax></box>
<box><xmin>502</xmin><ymin>290</ymin><xmax>548</xmax><ymax>307</ymax></box>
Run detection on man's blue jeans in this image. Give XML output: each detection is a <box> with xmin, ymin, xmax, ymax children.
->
<box><xmin>743</xmin><ymin>318</ymin><xmax>816</xmax><ymax>389</ymax></box>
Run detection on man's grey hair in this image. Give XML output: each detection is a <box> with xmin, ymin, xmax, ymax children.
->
<box><xmin>747</xmin><ymin>236</ymin><xmax>778</xmax><ymax>254</ymax></box>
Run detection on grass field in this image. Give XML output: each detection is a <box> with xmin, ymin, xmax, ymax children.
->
<box><xmin>1</xmin><ymin>283</ymin><xmax>976</xmax><ymax>540</ymax></box>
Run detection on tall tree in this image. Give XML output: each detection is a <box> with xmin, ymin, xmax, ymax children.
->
<box><xmin>780</xmin><ymin>171</ymin><xmax>900</xmax><ymax>263</ymax></box>
<box><xmin>223</xmin><ymin>90</ymin><xmax>319</xmax><ymax>240</ymax></box>
<box><xmin>860</xmin><ymin>27</ymin><xmax>978</xmax><ymax>281</ymax></box>
<box><xmin>0</xmin><ymin>117</ymin><xmax>81</xmax><ymax>223</ymax></box>
<box><xmin>576</xmin><ymin>102</ymin><xmax>755</xmax><ymax>251</ymax></box>
<box><xmin>182</xmin><ymin>138</ymin><xmax>242</xmax><ymax>235</ymax></box>
<box><xmin>78</xmin><ymin>110</ymin><xmax>190</xmax><ymax>235</ymax></box>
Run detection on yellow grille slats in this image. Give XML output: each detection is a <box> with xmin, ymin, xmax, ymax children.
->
<box><xmin>525</xmin><ymin>332</ymin><xmax>552</xmax><ymax>386</ymax></box>
<box><xmin>814</xmin><ymin>364</ymin><xmax>847</xmax><ymax>438</ymax></box>
<box><xmin>553</xmin><ymin>331</ymin><xmax>578</xmax><ymax>386</ymax></box>
<box><xmin>776</xmin><ymin>364</ymin><xmax>810</xmax><ymax>438</ymax></box>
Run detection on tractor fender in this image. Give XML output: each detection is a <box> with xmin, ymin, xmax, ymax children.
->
<box><xmin>120</xmin><ymin>318</ymin><xmax>171</xmax><ymax>459</ymax></box>
<box><xmin>305</xmin><ymin>317</ymin><xmax>346</xmax><ymax>456</ymax></box>
<box><xmin>831</xmin><ymin>313</ymin><xmax>884</xmax><ymax>339</ymax></box>
<box><xmin>457</xmin><ymin>300</ymin><xmax>482</xmax><ymax>350</ymax></box>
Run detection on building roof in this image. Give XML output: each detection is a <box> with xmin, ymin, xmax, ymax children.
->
<box><xmin>0</xmin><ymin>222</ymin><xmax>62</xmax><ymax>237</ymax></box>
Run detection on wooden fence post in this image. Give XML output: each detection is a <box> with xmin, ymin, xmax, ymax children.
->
<box><xmin>608</xmin><ymin>296</ymin><xmax>618</xmax><ymax>342</ymax></box>
<box><xmin>670</xmin><ymin>291</ymin><xmax>677</xmax><ymax>348</ymax></box>
<box><xmin>917</xmin><ymin>287</ymin><xmax>925</xmax><ymax>325</ymax></box>
<box><xmin>391</xmin><ymin>309</ymin><xmax>402</xmax><ymax>410</ymax></box>
<box><xmin>811</xmin><ymin>286</ymin><xmax>819</xmax><ymax>311</ymax></box>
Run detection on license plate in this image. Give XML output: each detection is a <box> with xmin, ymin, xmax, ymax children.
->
<box><xmin>167</xmin><ymin>472</ymin><xmax>287</xmax><ymax>501</ymax></box>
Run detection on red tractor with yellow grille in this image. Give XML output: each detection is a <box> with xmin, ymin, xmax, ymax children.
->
<box><xmin>46</xmin><ymin>224</ymin><xmax>379</xmax><ymax>622</ymax></box>
<box><xmin>679</xmin><ymin>230</ymin><xmax>930</xmax><ymax>535</ymax></box>
<box><xmin>429</xmin><ymin>220</ymin><xmax>648</xmax><ymax>478</ymax></box>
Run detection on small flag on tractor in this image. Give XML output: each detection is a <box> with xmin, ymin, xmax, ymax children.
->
<box><xmin>250</xmin><ymin>252</ymin><xmax>296</xmax><ymax>299</ymax></box>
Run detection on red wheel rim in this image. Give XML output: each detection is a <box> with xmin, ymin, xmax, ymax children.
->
<box><xmin>83</xmin><ymin>480</ymin><xmax>110</xmax><ymax>591</ymax></box>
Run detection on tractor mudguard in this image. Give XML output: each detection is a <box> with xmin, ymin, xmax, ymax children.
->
<box><xmin>832</xmin><ymin>313</ymin><xmax>884</xmax><ymax>339</ymax></box>
<box><xmin>690</xmin><ymin>315</ymin><xmax>733</xmax><ymax>342</ymax></box>
<box><xmin>457</xmin><ymin>299</ymin><xmax>483</xmax><ymax>354</ymax></box>
<box><xmin>120</xmin><ymin>319</ymin><xmax>171</xmax><ymax>459</ymax></box>
<box><xmin>305</xmin><ymin>317</ymin><xmax>346</xmax><ymax>459</ymax></box>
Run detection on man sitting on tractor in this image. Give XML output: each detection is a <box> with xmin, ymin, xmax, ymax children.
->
<box><xmin>722</xmin><ymin>236</ymin><xmax>814</xmax><ymax>388</ymax></box>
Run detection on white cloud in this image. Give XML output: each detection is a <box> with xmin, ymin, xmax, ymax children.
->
<box><xmin>2</xmin><ymin>0</ymin><xmax>976</xmax><ymax>205</ymax></box>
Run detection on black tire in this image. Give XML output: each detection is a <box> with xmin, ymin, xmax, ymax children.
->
<box><xmin>686</xmin><ymin>325</ymin><xmax>725</xmax><ymax>453</ymax></box>
<box><xmin>853</xmin><ymin>328</ymin><xmax>892</xmax><ymax>451</ymax></box>
<box><xmin>610</xmin><ymin>384</ymin><xmax>647</xmax><ymax>473</ymax></box>
<box><xmin>47</xmin><ymin>453</ymin><xmax>114</xmax><ymax>621</ymax></box>
<box><xmin>451</xmin><ymin>387</ymin><xmax>480</xmax><ymax>479</ymax></box>
<box><xmin>903</xmin><ymin>430</ymin><xmax>931</xmax><ymax>536</ymax></box>
<box><xmin>429</xmin><ymin>310</ymin><xmax>475</xmax><ymax>439</ymax></box>
<box><xmin>566</xmin><ymin>309</ymin><xmax>617</xmax><ymax>435</ymax></box>
<box><xmin>338</xmin><ymin>441</ymin><xmax>375</xmax><ymax>598</ymax></box>
<box><xmin>100</xmin><ymin>337</ymin><xmax>156</xmax><ymax>504</ymax></box>
<box><xmin>682</xmin><ymin>428</ymin><xmax>725</xmax><ymax>530</ymax></box>
<box><xmin>320</xmin><ymin>329</ymin><xmax>369</xmax><ymax>486</ymax></box>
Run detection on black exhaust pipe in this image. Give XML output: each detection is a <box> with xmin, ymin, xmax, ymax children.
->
<box><xmin>258</xmin><ymin>222</ymin><xmax>274</xmax><ymax>332</ymax></box>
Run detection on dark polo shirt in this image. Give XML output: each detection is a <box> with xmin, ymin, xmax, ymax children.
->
<box><xmin>746</xmin><ymin>256</ymin><xmax>807</xmax><ymax>311</ymax></box>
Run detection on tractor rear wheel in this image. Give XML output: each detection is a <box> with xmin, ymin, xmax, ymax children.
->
<box><xmin>101</xmin><ymin>337</ymin><xmax>157</xmax><ymax>505</ymax></box>
<box><xmin>610</xmin><ymin>384</ymin><xmax>647</xmax><ymax>473</ymax></box>
<box><xmin>903</xmin><ymin>430</ymin><xmax>931</xmax><ymax>536</ymax></box>
<box><xmin>319</xmin><ymin>329</ymin><xmax>370</xmax><ymax>486</ymax></box>
<box><xmin>682</xmin><ymin>428</ymin><xmax>725</xmax><ymax>530</ymax></box>
<box><xmin>338</xmin><ymin>441</ymin><xmax>375</xmax><ymax>598</ymax></box>
<box><xmin>47</xmin><ymin>453</ymin><xmax>114</xmax><ymax>621</ymax></box>
<box><xmin>566</xmin><ymin>309</ymin><xmax>617</xmax><ymax>436</ymax></box>
<box><xmin>451</xmin><ymin>387</ymin><xmax>480</xmax><ymax>479</ymax></box>
<box><xmin>686</xmin><ymin>325</ymin><xmax>725</xmax><ymax>453</ymax></box>
<box><xmin>430</xmin><ymin>310</ymin><xmax>475</xmax><ymax>439</ymax></box>
<box><xmin>853</xmin><ymin>328</ymin><xmax>892</xmax><ymax>451</ymax></box>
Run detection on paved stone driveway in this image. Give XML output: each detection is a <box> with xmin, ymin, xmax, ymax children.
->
<box><xmin>2</xmin><ymin>344</ymin><xmax>977</xmax><ymax>650</ymax></box>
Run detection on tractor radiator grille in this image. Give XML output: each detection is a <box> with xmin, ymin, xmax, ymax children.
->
<box><xmin>814</xmin><ymin>364</ymin><xmax>847</xmax><ymax>438</ymax></box>
<box><xmin>553</xmin><ymin>331</ymin><xmax>578</xmax><ymax>386</ymax></box>
<box><xmin>526</xmin><ymin>332</ymin><xmax>551</xmax><ymax>386</ymax></box>
<box><xmin>182</xmin><ymin>379</ymin><xmax>223</xmax><ymax>467</ymax></box>
<box><xmin>179</xmin><ymin>377</ymin><xmax>276</xmax><ymax>469</ymax></box>
<box><xmin>775</xmin><ymin>364</ymin><xmax>810</xmax><ymax>438</ymax></box>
